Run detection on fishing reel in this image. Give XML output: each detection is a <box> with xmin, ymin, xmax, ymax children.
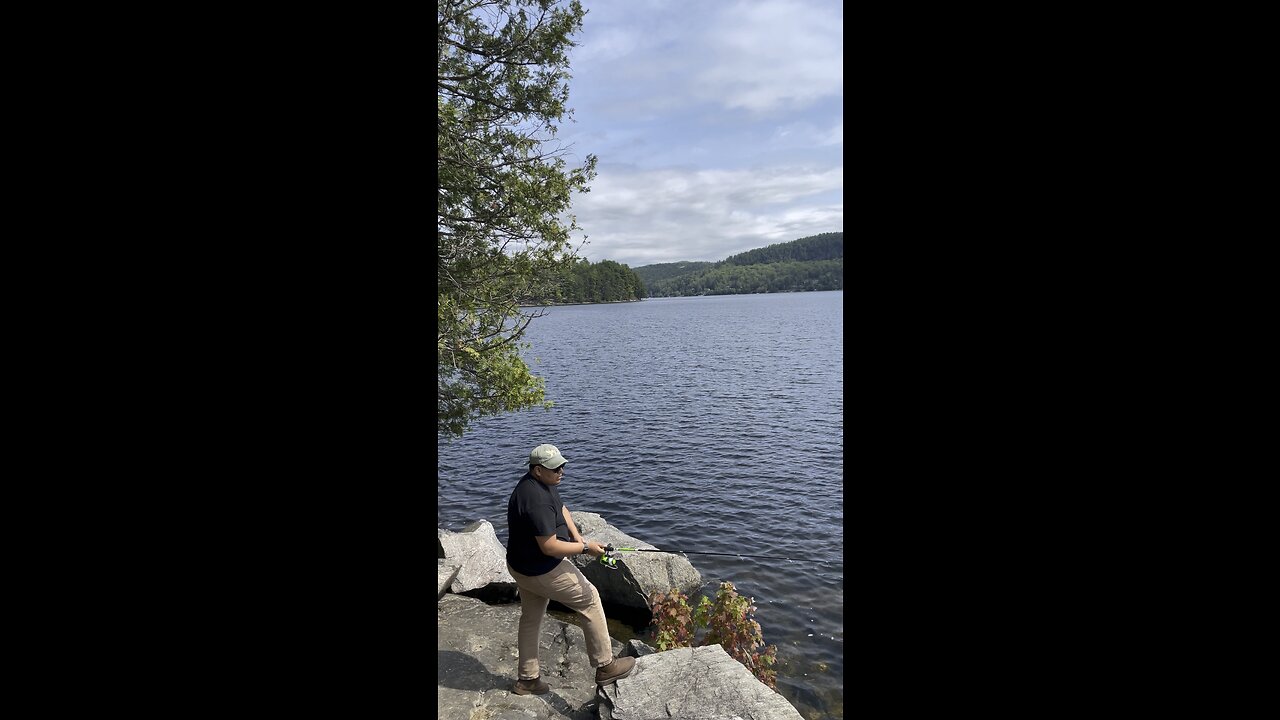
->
<box><xmin>597</xmin><ymin>543</ymin><xmax>620</xmax><ymax>570</ymax></box>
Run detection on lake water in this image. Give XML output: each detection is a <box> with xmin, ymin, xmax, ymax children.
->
<box><xmin>438</xmin><ymin>290</ymin><xmax>844</xmax><ymax>719</ymax></box>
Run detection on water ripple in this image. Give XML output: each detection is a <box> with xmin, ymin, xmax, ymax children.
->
<box><xmin>439</xmin><ymin>291</ymin><xmax>843</xmax><ymax>719</ymax></box>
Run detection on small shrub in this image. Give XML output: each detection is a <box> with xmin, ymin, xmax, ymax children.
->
<box><xmin>649</xmin><ymin>588</ymin><xmax>696</xmax><ymax>650</ymax></box>
<box><xmin>648</xmin><ymin>581</ymin><xmax>778</xmax><ymax>689</ymax></box>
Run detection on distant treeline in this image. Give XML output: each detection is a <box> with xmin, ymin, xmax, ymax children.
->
<box><xmin>630</xmin><ymin>260</ymin><xmax>714</xmax><ymax>285</ymax></box>
<box><xmin>529</xmin><ymin>258</ymin><xmax>647</xmax><ymax>304</ymax></box>
<box><xmin>634</xmin><ymin>232</ymin><xmax>843</xmax><ymax>297</ymax></box>
<box><xmin>721</xmin><ymin>232</ymin><xmax>843</xmax><ymax>266</ymax></box>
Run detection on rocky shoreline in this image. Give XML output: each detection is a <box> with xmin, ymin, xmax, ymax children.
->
<box><xmin>437</xmin><ymin>512</ymin><xmax>803</xmax><ymax>719</ymax></box>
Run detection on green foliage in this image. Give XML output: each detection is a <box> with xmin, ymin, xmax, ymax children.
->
<box><xmin>648</xmin><ymin>259</ymin><xmax>843</xmax><ymax>297</ymax></box>
<box><xmin>631</xmin><ymin>260</ymin><xmax>715</xmax><ymax>288</ymax></box>
<box><xmin>720</xmin><ymin>232</ymin><xmax>844</xmax><ymax>266</ymax></box>
<box><xmin>649</xmin><ymin>589</ymin><xmax>697</xmax><ymax>650</ymax></box>
<box><xmin>438</xmin><ymin>0</ymin><xmax>597</xmax><ymax>438</ymax></box>
<box><xmin>529</xmin><ymin>257</ymin><xmax>647</xmax><ymax>304</ymax></box>
<box><xmin>649</xmin><ymin>581</ymin><xmax>779</xmax><ymax>690</ymax></box>
<box><xmin>636</xmin><ymin>233</ymin><xmax>843</xmax><ymax>297</ymax></box>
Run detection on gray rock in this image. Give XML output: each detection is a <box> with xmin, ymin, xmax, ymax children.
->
<box><xmin>597</xmin><ymin>645</ymin><xmax>803</xmax><ymax>720</ymax></box>
<box><xmin>438</xmin><ymin>592</ymin><xmax>607</xmax><ymax>720</ymax></box>
<box><xmin>438</xmin><ymin>560</ymin><xmax>461</xmax><ymax>600</ymax></box>
<box><xmin>624</xmin><ymin>639</ymin><xmax>656</xmax><ymax>657</ymax></box>
<box><xmin>438</xmin><ymin>519</ymin><xmax>517</xmax><ymax>593</ymax></box>
<box><xmin>567</xmin><ymin>511</ymin><xmax>703</xmax><ymax>611</ymax></box>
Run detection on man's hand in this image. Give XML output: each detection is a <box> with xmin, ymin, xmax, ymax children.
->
<box><xmin>584</xmin><ymin>540</ymin><xmax>606</xmax><ymax>557</ymax></box>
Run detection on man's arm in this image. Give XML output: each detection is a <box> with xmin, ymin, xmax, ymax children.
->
<box><xmin>537</xmin><ymin>534</ymin><xmax>604</xmax><ymax>558</ymax></box>
<box><xmin>563</xmin><ymin>506</ymin><xmax>584</xmax><ymax>544</ymax></box>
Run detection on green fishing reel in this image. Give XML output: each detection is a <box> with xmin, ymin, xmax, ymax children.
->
<box><xmin>598</xmin><ymin>543</ymin><xmax>620</xmax><ymax>570</ymax></box>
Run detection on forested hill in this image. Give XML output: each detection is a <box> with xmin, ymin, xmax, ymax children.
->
<box><xmin>721</xmin><ymin>232</ymin><xmax>843</xmax><ymax>266</ymax></box>
<box><xmin>630</xmin><ymin>260</ymin><xmax>714</xmax><ymax>287</ymax></box>
<box><xmin>635</xmin><ymin>232</ymin><xmax>843</xmax><ymax>297</ymax></box>
<box><xmin>525</xmin><ymin>258</ymin><xmax>646</xmax><ymax>305</ymax></box>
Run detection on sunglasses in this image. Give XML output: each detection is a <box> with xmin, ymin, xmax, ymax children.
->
<box><xmin>548</xmin><ymin>464</ymin><xmax>565</xmax><ymax>474</ymax></box>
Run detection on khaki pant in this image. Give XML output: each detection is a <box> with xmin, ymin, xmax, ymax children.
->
<box><xmin>507</xmin><ymin>559</ymin><xmax>613</xmax><ymax>680</ymax></box>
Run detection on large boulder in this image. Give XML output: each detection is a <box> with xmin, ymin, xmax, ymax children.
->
<box><xmin>437</xmin><ymin>519</ymin><xmax>516</xmax><ymax>594</ymax></box>
<box><xmin>597</xmin><ymin>644</ymin><xmax>804</xmax><ymax>720</ymax></box>
<box><xmin>437</xmin><ymin>560</ymin><xmax>461</xmax><ymax>601</ymax></box>
<box><xmin>438</xmin><ymin>592</ymin><xmax>625</xmax><ymax>720</ymax></box>
<box><xmin>568</xmin><ymin>511</ymin><xmax>703</xmax><ymax>611</ymax></box>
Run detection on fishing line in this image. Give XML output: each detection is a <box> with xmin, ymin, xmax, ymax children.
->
<box><xmin>596</xmin><ymin>544</ymin><xmax>834</xmax><ymax>567</ymax></box>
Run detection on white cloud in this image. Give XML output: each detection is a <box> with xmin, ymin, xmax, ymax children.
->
<box><xmin>568</xmin><ymin>165</ymin><xmax>843</xmax><ymax>267</ymax></box>
<box><xmin>820</xmin><ymin>120</ymin><xmax>843</xmax><ymax>146</ymax></box>
<box><xmin>570</xmin><ymin>26</ymin><xmax>641</xmax><ymax>64</ymax></box>
<box><xmin>694</xmin><ymin>1</ymin><xmax>843</xmax><ymax>113</ymax></box>
<box><xmin>771</xmin><ymin>119</ymin><xmax>843</xmax><ymax>148</ymax></box>
<box><xmin>545</xmin><ymin>1</ymin><xmax>843</xmax><ymax>268</ymax></box>
<box><xmin>569</xmin><ymin>1</ymin><xmax>842</xmax><ymax>118</ymax></box>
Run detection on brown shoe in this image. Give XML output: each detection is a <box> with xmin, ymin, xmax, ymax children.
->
<box><xmin>595</xmin><ymin>656</ymin><xmax>636</xmax><ymax>685</ymax></box>
<box><xmin>512</xmin><ymin>676</ymin><xmax>550</xmax><ymax>695</ymax></box>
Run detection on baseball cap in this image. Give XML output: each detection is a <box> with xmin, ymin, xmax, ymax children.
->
<box><xmin>529</xmin><ymin>443</ymin><xmax>568</xmax><ymax>469</ymax></box>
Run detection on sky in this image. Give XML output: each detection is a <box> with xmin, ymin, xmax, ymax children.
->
<box><xmin>552</xmin><ymin>0</ymin><xmax>843</xmax><ymax>269</ymax></box>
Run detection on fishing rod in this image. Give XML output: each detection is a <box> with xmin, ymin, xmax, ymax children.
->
<box><xmin>596</xmin><ymin>543</ymin><xmax>829</xmax><ymax>568</ymax></box>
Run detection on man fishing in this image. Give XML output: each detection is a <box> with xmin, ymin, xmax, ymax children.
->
<box><xmin>504</xmin><ymin>443</ymin><xmax>636</xmax><ymax>695</ymax></box>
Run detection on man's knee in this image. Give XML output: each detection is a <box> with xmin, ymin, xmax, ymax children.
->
<box><xmin>581</xmin><ymin>584</ymin><xmax>604</xmax><ymax>612</ymax></box>
<box><xmin>562</xmin><ymin>580</ymin><xmax>602</xmax><ymax>611</ymax></box>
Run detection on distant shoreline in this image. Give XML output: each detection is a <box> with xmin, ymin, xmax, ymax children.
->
<box><xmin>518</xmin><ymin>299</ymin><xmax>644</xmax><ymax>308</ymax></box>
<box><xmin>518</xmin><ymin>289</ymin><xmax>843</xmax><ymax>308</ymax></box>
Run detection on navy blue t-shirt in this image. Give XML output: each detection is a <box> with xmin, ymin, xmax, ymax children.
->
<box><xmin>506</xmin><ymin>472</ymin><xmax>570</xmax><ymax>576</ymax></box>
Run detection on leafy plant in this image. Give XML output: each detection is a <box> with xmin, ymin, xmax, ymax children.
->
<box><xmin>649</xmin><ymin>581</ymin><xmax>779</xmax><ymax>689</ymax></box>
<box><xmin>437</xmin><ymin>0</ymin><xmax>599</xmax><ymax>438</ymax></box>
<box><xmin>649</xmin><ymin>589</ymin><xmax>696</xmax><ymax>650</ymax></box>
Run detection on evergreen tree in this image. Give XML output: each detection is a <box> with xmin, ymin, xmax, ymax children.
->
<box><xmin>438</xmin><ymin>0</ymin><xmax>596</xmax><ymax>438</ymax></box>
